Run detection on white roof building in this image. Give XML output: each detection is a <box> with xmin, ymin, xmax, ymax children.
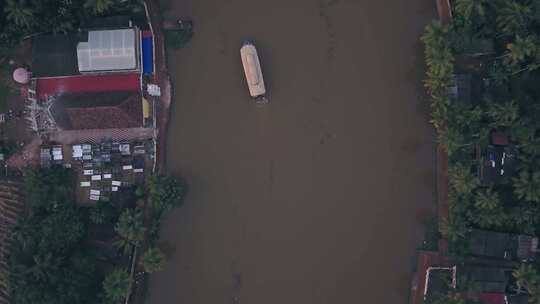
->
<box><xmin>77</xmin><ymin>28</ymin><xmax>139</xmax><ymax>73</ymax></box>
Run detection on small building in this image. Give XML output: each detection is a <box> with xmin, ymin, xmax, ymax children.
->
<box><xmin>469</xmin><ymin>229</ymin><xmax>538</xmax><ymax>261</ymax></box>
<box><xmin>32</xmin><ymin>27</ymin><xmax>140</xmax><ymax>79</ymax></box>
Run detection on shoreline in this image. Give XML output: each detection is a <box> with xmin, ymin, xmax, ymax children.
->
<box><xmin>145</xmin><ymin>0</ymin><xmax>172</xmax><ymax>174</ymax></box>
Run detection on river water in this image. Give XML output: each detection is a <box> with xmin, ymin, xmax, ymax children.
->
<box><xmin>149</xmin><ymin>0</ymin><xmax>437</xmax><ymax>303</ymax></box>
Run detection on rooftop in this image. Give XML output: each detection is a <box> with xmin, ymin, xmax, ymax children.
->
<box><xmin>31</xmin><ymin>33</ymin><xmax>82</xmax><ymax>78</ymax></box>
<box><xmin>31</xmin><ymin>28</ymin><xmax>139</xmax><ymax>78</ymax></box>
<box><xmin>49</xmin><ymin>91</ymin><xmax>143</xmax><ymax>130</ymax></box>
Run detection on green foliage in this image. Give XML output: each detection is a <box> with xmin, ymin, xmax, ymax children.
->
<box><xmin>496</xmin><ymin>0</ymin><xmax>533</xmax><ymax>37</ymax></box>
<box><xmin>148</xmin><ymin>174</ymin><xmax>185</xmax><ymax>217</ymax></box>
<box><xmin>141</xmin><ymin>247</ymin><xmax>165</xmax><ymax>273</ymax></box>
<box><xmin>472</xmin><ymin>188</ymin><xmax>507</xmax><ymax>229</ymax></box>
<box><xmin>485</xmin><ymin>100</ymin><xmax>519</xmax><ymax>128</ymax></box>
<box><xmin>512</xmin><ymin>264</ymin><xmax>540</xmax><ymax>302</ymax></box>
<box><xmin>115</xmin><ymin>208</ymin><xmax>145</xmax><ymax>247</ymax></box>
<box><xmin>10</xmin><ymin>167</ymin><xmax>100</xmax><ymax>304</ymax></box>
<box><xmin>421</xmin><ymin>21</ymin><xmax>455</xmax><ymax>137</ymax></box>
<box><xmin>0</xmin><ymin>0</ymin><xmax>145</xmax><ymax>49</ymax></box>
<box><xmin>448</xmin><ymin>164</ymin><xmax>479</xmax><ymax>196</ymax></box>
<box><xmin>102</xmin><ymin>269</ymin><xmax>131</xmax><ymax>304</ymax></box>
<box><xmin>455</xmin><ymin>0</ymin><xmax>488</xmax><ymax>20</ymax></box>
<box><xmin>84</xmin><ymin>0</ymin><xmax>114</xmax><ymax>15</ymax></box>
<box><xmin>165</xmin><ymin>29</ymin><xmax>193</xmax><ymax>49</ymax></box>
<box><xmin>4</xmin><ymin>0</ymin><xmax>34</xmax><ymax>29</ymax></box>
<box><xmin>513</xmin><ymin>170</ymin><xmax>540</xmax><ymax>203</ymax></box>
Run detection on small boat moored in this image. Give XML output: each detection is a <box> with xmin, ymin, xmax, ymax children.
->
<box><xmin>240</xmin><ymin>40</ymin><xmax>267</xmax><ymax>104</ymax></box>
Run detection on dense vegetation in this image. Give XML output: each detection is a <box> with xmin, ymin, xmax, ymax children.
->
<box><xmin>9</xmin><ymin>167</ymin><xmax>100</xmax><ymax>304</ymax></box>
<box><xmin>8</xmin><ymin>168</ymin><xmax>185</xmax><ymax>304</ymax></box>
<box><xmin>0</xmin><ymin>0</ymin><xmax>144</xmax><ymax>55</ymax></box>
<box><xmin>423</xmin><ymin>0</ymin><xmax>540</xmax><ymax>253</ymax></box>
<box><xmin>422</xmin><ymin>0</ymin><xmax>540</xmax><ymax>302</ymax></box>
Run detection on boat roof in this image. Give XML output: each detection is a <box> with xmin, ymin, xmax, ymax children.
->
<box><xmin>240</xmin><ymin>43</ymin><xmax>266</xmax><ymax>97</ymax></box>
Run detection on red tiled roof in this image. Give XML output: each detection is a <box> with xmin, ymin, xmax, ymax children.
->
<box><xmin>491</xmin><ymin>132</ymin><xmax>509</xmax><ymax>146</ymax></box>
<box><xmin>50</xmin><ymin>92</ymin><xmax>143</xmax><ymax>130</ymax></box>
<box><xmin>37</xmin><ymin>73</ymin><xmax>140</xmax><ymax>99</ymax></box>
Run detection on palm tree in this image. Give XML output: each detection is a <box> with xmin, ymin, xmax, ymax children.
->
<box><xmin>455</xmin><ymin>0</ymin><xmax>488</xmax><ymax>19</ymax></box>
<box><xmin>149</xmin><ymin>175</ymin><xmax>185</xmax><ymax>216</ymax></box>
<box><xmin>474</xmin><ymin>188</ymin><xmax>500</xmax><ymax>210</ymax></box>
<box><xmin>115</xmin><ymin>209</ymin><xmax>145</xmax><ymax>245</ymax></box>
<box><xmin>506</xmin><ymin>35</ymin><xmax>537</xmax><ymax>67</ymax></box>
<box><xmin>102</xmin><ymin>269</ymin><xmax>131</xmax><ymax>303</ymax></box>
<box><xmin>448</xmin><ymin>164</ymin><xmax>480</xmax><ymax>196</ymax></box>
<box><xmin>513</xmin><ymin>170</ymin><xmax>540</xmax><ymax>203</ymax></box>
<box><xmin>4</xmin><ymin>0</ymin><xmax>34</xmax><ymax>28</ymax></box>
<box><xmin>438</xmin><ymin>126</ymin><xmax>469</xmax><ymax>156</ymax></box>
<box><xmin>28</xmin><ymin>253</ymin><xmax>62</xmax><ymax>282</ymax></box>
<box><xmin>141</xmin><ymin>247</ymin><xmax>165</xmax><ymax>273</ymax></box>
<box><xmin>486</xmin><ymin>100</ymin><xmax>520</xmax><ymax>128</ymax></box>
<box><xmin>440</xmin><ymin>217</ymin><xmax>468</xmax><ymax>243</ymax></box>
<box><xmin>84</xmin><ymin>0</ymin><xmax>115</xmax><ymax>15</ymax></box>
<box><xmin>113</xmin><ymin>237</ymin><xmax>133</xmax><ymax>256</ymax></box>
<box><xmin>496</xmin><ymin>0</ymin><xmax>533</xmax><ymax>37</ymax></box>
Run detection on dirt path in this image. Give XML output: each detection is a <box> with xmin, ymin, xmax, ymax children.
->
<box><xmin>149</xmin><ymin>0</ymin><xmax>437</xmax><ymax>303</ymax></box>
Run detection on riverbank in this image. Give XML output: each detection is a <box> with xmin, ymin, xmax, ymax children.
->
<box><xmin>145</xmin><ymin>0</ymin><xmax>172</xmax><ymax>174</ymax></box>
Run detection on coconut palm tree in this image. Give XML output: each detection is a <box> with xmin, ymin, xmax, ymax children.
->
<box><xmin>4</xmin><ymin>0</ymin><xmax>34</xmax><ymax>28</ymax></box>
<box><xmin>84</xmin><ymin>0</ymin><xmax>115</xmax><ymax>15</ymax></box>
<box><xmin>496</xmin><ymin>0</ymin><xmax>533</xmax><ymax>37</ymax></box>
<box><xmin>141</xmin><ymin>247</ymin><xmax>165</xmax><ymax>273</ymax></box>
<box><xmin>486</xmin><ymin>100</ymin><xmax>520</xmax><ymax>128</ymax></box>
<box><xmin>115</xmin><ymin>209</ymin><xmax>145</xmax><ymax>246</ymax></box>
<box><xmin>474</xmin><ymin>188</ymin><xmax>500</xmax><ymax>210</ymax></box>
<box><xmin>506</xmin><ymin>35</ymin><xmax>537</xmax><ymax>66</ymax></box>
<box><xmin>513</xmin><ymin>170</ymin><xmax>540</xmax><ymax>203</ymax></box>
<box><xmin>449</xmin><ymin>164</ymin><xmax>480</xmax><ymax>196</ymax></box>
<box><xmin>149</xmin><ymin>174</ymin><xmax>185</xmax><ymax>216</ymax></box>
<box><xmin>439</xmin><ymin>126</ymin><xmax>470</xmax><ymax>156</ymax></box>
<box><xmin>102</xmin><ymin>269</ymin><xmax>131</xmax><ymax>303</ymax></box>
<box><xmin>440</xmin><ymin>217</ymin><xmax>468</xmax><ymax>243</ymax></box>
<box><xmin>455</xmin><ymin>0</ymin><xmax>488</xmax><ymax>19</ymax></box>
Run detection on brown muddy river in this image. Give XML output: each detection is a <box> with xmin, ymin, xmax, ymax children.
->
<box><xmin>149</xmin><ymin>0</ymin><xmax>437</xmax><ymax>303</ymax></box>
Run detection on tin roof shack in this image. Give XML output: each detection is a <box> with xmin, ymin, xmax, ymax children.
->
<box><xmin>469</xmin><ymin>229</ymin><xmax>538</xmax><ymax>262</ymax></box>
<box><xmin>479</xmin><ymin>133</ymin><xmax>518</xmax><ymax>185</ymax></box>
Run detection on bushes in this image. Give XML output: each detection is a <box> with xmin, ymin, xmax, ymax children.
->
<box><xmin>165</xmin><ymin>29</ymin><xmax>193</xmax><ymax>49</ymax></box>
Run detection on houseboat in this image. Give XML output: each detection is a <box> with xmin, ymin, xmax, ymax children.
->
<box><xmin>240</xmin><ymin>40</ymin><xmax>267</xmax><ymax>104</ymax></box>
